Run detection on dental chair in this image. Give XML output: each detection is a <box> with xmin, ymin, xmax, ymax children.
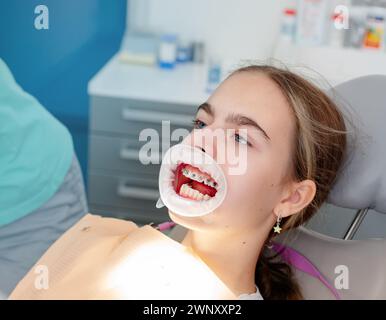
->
<box><xmin>279</xmin><ymin>74</ymin><xmax>386</xmax><ymax>300</ymax></box>
<box><xmin>168</xmin><ymin>75</ymin><xmax>386</xmax><ymax>300</ymax></box>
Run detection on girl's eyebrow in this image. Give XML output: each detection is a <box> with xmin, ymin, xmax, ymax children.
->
<box><xmin>226</xmin><ymin>113</ymin><xmax>271</xmax><ymax>142</ymax></box>
<box><xmin>196</xmin><ymin>102</ymin><xmax>214</xmax><ymax>116</ymax></box>
<box><xmin>196</xmin><ymin>102</ymin><xmax>271</xmax><ymax>142</ymax></box>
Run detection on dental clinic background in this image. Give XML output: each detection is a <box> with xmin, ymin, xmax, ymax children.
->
<box><xmin>1</xmin><ymin>0</ymin><xmax>386</xmax><ymax>239</ymax></box>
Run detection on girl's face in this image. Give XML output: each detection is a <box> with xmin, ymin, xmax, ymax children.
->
<box><xmin>169</xmin><ymin>72</ymin><xmax>297</xmax><ymax>233</ymax></box>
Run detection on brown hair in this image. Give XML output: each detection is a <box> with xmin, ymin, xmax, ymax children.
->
<box><xmin>231</xmin><ymin>65</ymin><xmax>349</xmax><ymax>300</ymax></box>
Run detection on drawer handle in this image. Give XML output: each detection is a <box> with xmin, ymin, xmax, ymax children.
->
<box><xmin>120</xmin><ymin>148</ymin><xmax>139</xmax><ymax>160</ymax></box>
<box><xmin>122</xmin><ymin>109</ymin><xmax>193</xmax><ymax>126</ymax></box>
<box><xmin>120</xmin><ymin>147</ymin><xmax>162</xmax><ymax>163</ymax></box>
<box><xmin>117</xmin><ymin>183</ymin><xmax>159</xmax><ymax>201</ymax></box>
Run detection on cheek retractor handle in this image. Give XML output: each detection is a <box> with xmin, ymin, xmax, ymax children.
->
<box><xmin>156</xmin><ymin>197</ymin><xmax>165</xmax><ymax>209</ymax></box>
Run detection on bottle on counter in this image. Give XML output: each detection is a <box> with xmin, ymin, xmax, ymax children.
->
<box><xmin>362</xmin><ymin>8</ymin><xmax>386</xmax><ymax>51</ymax></box>
<box><xmin>158</xmin><ymin>33</ymin><xmax>178</xmax><ymax>69</ymax></box>
<box><xmin>329</xmin><ymin>13</ymin><xmax>345</xmax><ymax>48</ymax></box>
<box><xmin>192</xmin><ymin>41</ymin><xmax>205</xmax><ymax>64</ymax></box>
<box><xmin>343</xmin><ymin>6</ymin><xmax>366</xmax><ymax>49</ymax></box>
<box><xmin>279</xmin><ymin>7</ymin><xmax>297</xmax><ymax>43</ymax></box>
<box><xmin>206</xmin><ymin>57</ymin><xmax>222</xmax><ymax>94</ymax></box>
<box><xmin>176</xmin><ymin>38</ymin><xmax>193</xmax><ymax>63</ymax></box>
<box><xmin>295</xmin><ymin>0</ymin><xmax>329</xmax><ymax>46</ymax></box>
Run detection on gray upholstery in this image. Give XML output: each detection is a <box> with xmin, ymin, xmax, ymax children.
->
<box><xmin>326</xmin><ymin>75</ymin><xmax>386</xmax><ymax>213</ymax></box>
<box><xmin>168</xmin><ymin>223</ymin><xmax>386</xmax><ymax>299</ymax></box>
<box><xmin>277</xmin><ymin>75</ymin><xmax>386</xmax><ymax>299</ymax></box>
<box><xmin>276</xmin><ymin>226</ymin><xmax>386</xmax><ymax>299</ymax></box>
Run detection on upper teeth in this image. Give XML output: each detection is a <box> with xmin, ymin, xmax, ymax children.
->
<box><xmin>182</xmin><ymin>168</ymin><xmax>217</xmax><ymax>188</ymax></box>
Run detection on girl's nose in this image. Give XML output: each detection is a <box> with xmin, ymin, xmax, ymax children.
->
<box><xmin>183</xmin><ymin>127</ymin><xmax>220</xmax><ymax>160</ymax></box>
<box><xmin>194</xmin><ymin>132</ymin><xmax>217</xmax><ymax>159</ymax></box>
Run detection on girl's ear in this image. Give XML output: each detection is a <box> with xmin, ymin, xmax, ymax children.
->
<box><xmin>276</xmin><ymin>179</ymin><xmax>316</xmax><ymax>218</ymax></box>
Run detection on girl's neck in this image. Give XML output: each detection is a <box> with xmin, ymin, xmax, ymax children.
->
<box><xmin>181</xmin><ymin>227</ymin><xmax>267</xmax><ymax>296</ymax></box>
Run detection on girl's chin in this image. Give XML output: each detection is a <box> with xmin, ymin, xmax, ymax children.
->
<box><xmin>168</xmin><ymin>209</ymin><xmax>218</xmax><ymax>230</ymax></box>
<box><xmin>168</xmin><ymin>210</ymin><xmax>198</xmax><ymax>223</ymax></box>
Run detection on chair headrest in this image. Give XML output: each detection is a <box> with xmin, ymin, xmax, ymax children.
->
<box><xmin>326</xmin><ymin>75</ymin><xmax>386</xmax><ymax>214</ymax></box>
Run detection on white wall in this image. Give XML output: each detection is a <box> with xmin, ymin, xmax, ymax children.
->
<box><xmin>131</xmin><ymin>0</ymin><xmax>286</xmax><ymax>69</ymax></box>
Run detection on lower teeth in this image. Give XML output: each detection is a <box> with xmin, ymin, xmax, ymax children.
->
<box><xmin>179</xmin><ymin>183</ymin><xmax>211</xmax><ymax>201</ymax></box>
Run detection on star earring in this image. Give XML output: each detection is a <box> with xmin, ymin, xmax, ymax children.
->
<box><xmin>273</xmin><ymin>212</ymin><xmax>282</xmax><ymax>234</ymax></box>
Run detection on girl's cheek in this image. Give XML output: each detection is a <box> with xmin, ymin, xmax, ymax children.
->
<box><xmin>225</xmin><ymin>175</ymin><xmax>247</xmax><ymax>198</ymax></box>
<box><xmin>182</xmin><ymin>134</ymin><xmax>193</xmax><ymax>145</ymax></box>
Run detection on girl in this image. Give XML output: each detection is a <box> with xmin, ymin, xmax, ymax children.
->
<box><xmin>169</xmin><ymin>64</ymin><xmax>348</xmax><ymax>299</ymax></box>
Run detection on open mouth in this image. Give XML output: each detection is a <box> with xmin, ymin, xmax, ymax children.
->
<box><xmin>173</xmin><ymin>163</ymin><xmax>218</xmax><ymax>201</ymax></box>
<box><xmin>158</xmin><ymin>144</ymin><xmax>227</xmax><ymax>217</ymax></box>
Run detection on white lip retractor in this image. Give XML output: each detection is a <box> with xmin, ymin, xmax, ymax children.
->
<box><xmin>156</xmin><ymin>144</ymin><xmax>227</xmax><ymax>217</ymax></box>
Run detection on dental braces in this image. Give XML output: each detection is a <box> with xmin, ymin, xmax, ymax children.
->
<box><xmin>181</xmin><ymin>168</ymin><xmax>218</xmax><ymax>188</ymax></box>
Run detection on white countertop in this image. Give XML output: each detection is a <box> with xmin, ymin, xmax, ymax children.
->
<box><xmin>88</xmin><ymin>54</ymin><xmax>210</xmax><ymax>106</ymax></box>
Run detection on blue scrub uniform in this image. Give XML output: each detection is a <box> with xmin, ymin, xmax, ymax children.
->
<box><xmin>0</xmin><ymin>58</ymin><xmax>74</xmax><ymax>226</ymax></box>
<box><xmin>0</xmin><ymin>58</ymin><xmax>88</xmax><ymax>297</ymax></box>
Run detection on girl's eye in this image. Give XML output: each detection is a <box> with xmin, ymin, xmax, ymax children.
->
<box><xmin>192</xmin><ymin>119</ymin><xmax>206</xmax><ymax>129</ymax></box>
<box><xmin>191</xmin><ymin>120</ymin><xmax>252</xmax><ymax>147</ymax></box>
<box><xmin>235</xmin><ymin>133</ymin><xmax>252</xmax><ymax>147</ymax></box>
